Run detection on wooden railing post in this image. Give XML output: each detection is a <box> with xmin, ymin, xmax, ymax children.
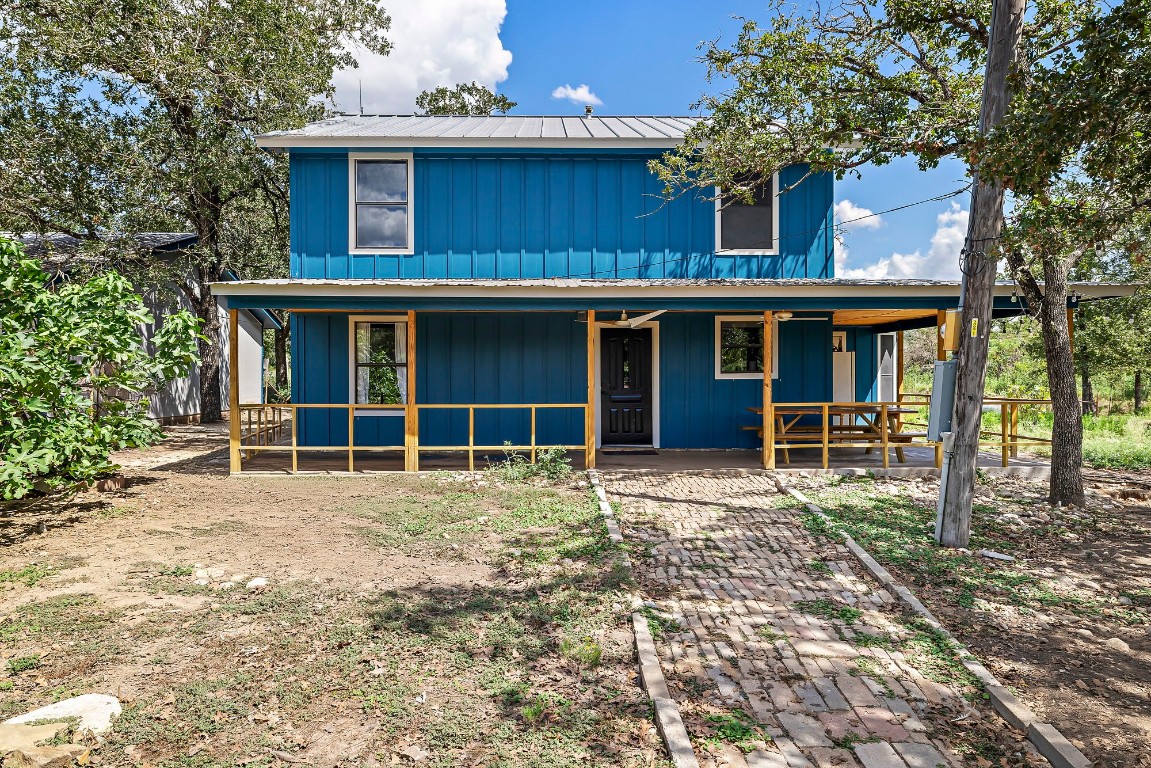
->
<box><xmin>405</xmin><ymin>310</ymin><xmax>418</xmax><ymax>472</ymax></box>
<box><xmin>1010</xmin><ymin>403</ymin><xmax>1019</xmax><ymax>458</ymax></box>
<box><xmin>348</xmin><ymin>406</ymin><xmax>355</xmax><ymax>472</ymax></box>
<box><xmin>881</xmin><ymin>403</ymin><xmax>890</xmax><ymax>469</ymax></box>
<box><xmin>585</xmin><ymin>310</ymin><xmax>596</xmax><ymax>470</ymax></box>
<box><xmin>763</xmin><ymin>311</ymin><xmax>774</xmax><ymax>470</ymax></box>
<box><xmin>228</xmin><ymin>309</ymin><xmax>241</xmax><ymax>473</ymax></box>
<box><xmin>468</xmin><ymin>406</ymin><xmax>476</xmax><ymax>471</ymax></box>
<box><xmin>290</xmin><ymin>406</ymin><xmax>298</xmax><ymax>473</ymax></box>
<box><xmin>530</xmin><ymin>406</ymin><xmax>538</xmax><ymax>463</ymax></box>
<box><xmin>821</xmin><ymin>404</ymin><xmax>829</xmax><ymax>469</ymax></box>
<box><xmin>1000</xmin><ymin>402</ymin><xmax>1009</xmax><ymax>467</ymax></box>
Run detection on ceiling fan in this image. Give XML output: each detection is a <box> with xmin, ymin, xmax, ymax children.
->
<box><xmin>775</xmin><ymin>311</ymin><xmax>829</xmax><ymax>321</ymax></box>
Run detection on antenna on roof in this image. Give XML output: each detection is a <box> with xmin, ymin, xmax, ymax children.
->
<box><xmin>584</xmin><ymin>105</ymin><xmax>593</xmax><ymax>118</ymax></box>
<box><xmin>358</xmin><ymin>80</ymin><xmax>363</xmax><ymax>115</ymax></box>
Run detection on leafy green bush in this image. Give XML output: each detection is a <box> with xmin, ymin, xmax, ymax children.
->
<box><xmin>489</xmin><ymin>443</ymin><xmax>573</xmax><ymax>483</ymax></box>
<box><xmin>0</xmin><ymin>237</ymin><xmax>200</xmax><ymax>498</ymax></box>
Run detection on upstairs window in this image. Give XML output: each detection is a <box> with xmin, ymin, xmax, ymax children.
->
<box><xmin>349</xmin><ymin>153</ymin><xmax>414</xmax><ymax>253</ymax></box>
<box><xmin>716</xmin><ymin>175</ymin><xmax>778</xmax><ymax>254</ymax></box>
<box><xmin>351</xmin><ymin>318</ymin><xmax>408</xmax><ymax>405</ymax></box>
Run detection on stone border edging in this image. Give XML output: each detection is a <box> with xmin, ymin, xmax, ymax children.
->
<box><xmin>587</xmin><ymin>470</ymin><xmax>701</xmax><ymax>768</ymax></box>
<box><xmin>771</xmin><ymin>475</ymin><xmax>1091</xmax><ymax>768</ymax></box>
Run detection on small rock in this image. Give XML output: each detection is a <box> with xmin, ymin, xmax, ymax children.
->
<box><xmin>2</xmin><ymin>744</ymin><xmax>88</xmax><ymax>768</ymax></box>
<box><xmin>206</xmin><ymin>567</ymin><xmax>226</xmax><ymax>579</ymax></box>
<box><xmin>246</xmin><ymin>577</ymin><xmax>269</xmax><ymax>590</ymax></box>
<box><xmin>1105</xmin><ymin>637</ymin><xmax>1131</xmax><ymax>653</ymax></box>
<box><xmin>4</xmin><ymin>694</ymin><xmax>121</xmax><ymax>736</ymax></box>
<box><xmin>1119</xmin><ymin>597</ymin><xmax>1133</xmax><ymax>606</ymax></box>
<box><xmin>216</xmin><ymin>582</ymin><xmax>234</xmax><ymax>591</ymax></box>
<box><xmin>1074</xmin><ymin>628</ymin><xmax>1095</xmax><ymax>639</ymax></box>
<box><xmin>398</xmin><ymin>745</ymin><xmax>429</xmax><ymax>762</ymax></box>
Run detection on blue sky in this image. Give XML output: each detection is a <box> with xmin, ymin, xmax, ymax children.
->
<box><xmin>336</xmin><ymin>0</ymin><xmax>973</xmax><ymax>278</ymax></box>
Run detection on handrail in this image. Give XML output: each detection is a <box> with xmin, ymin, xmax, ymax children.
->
<box><xmin>762</xmin><ymin>398</ymin><xmax>1055</xmax><ymax>469</ymax></box>
<box><xmin>233</xmin><ymin>401</ymin><xmax>589</xmax><ymax>473</ymax></box>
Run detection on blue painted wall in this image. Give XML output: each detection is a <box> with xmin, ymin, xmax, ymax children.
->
<box><xmin>292</xmin><ymin>311</ymin><xmax>834</xmax><ymax>449</ymax></box>
<box><xmin>289</xmin><ymin>151</ymin><xmax>834</xmax><ymax>281</ymax></box>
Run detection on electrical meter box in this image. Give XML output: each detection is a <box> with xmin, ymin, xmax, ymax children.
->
<box><xmin>940</xmin><ymin>309</ymin><xmax>962</xmax><ymax>353</ymax></box>
<box><xmin>927</xmin><ymin>360</ymin><xmax>957</xmax><ymax>441</ymax></box>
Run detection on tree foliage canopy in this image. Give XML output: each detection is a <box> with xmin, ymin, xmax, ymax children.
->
<box><xmin>416</xmin><ymin>82</ymin><xmax>516</xmax><ymax>115</ymax></box>
<box><xmin>0</xmin><ymin>237</ymin><xmax>200</xmax><ymax>499</ymax></box>
<box><xmin>649</xmin><ymin>0</ymin><xmax>1088</xmax><ymax>200</ymax></box>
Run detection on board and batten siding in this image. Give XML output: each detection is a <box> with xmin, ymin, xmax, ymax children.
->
<box><xmin>289</xmin><ymin>151</ymin><xmax>834</xmax><ymax>281</ymax></box>
<box><xmin>292</xmin><ymin>311</ymin><xmax>834</xmax><ymax>449</ymax></box>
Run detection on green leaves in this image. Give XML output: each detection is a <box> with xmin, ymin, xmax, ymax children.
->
<box><xmin>0</xmin><ymin>236</ymin><xmax>201</xmax><ymax>499</ymax></box>
<box><xmin>416</xmin><ymin>82</ymin><xmax>516</xmax><ymax>116</ymax></box>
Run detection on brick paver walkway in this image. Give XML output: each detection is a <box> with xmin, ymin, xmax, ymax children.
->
<box><xmin>605</xmin><ymin>471</ymin><xmax>1016</xmax><ymax>768</ymax></box>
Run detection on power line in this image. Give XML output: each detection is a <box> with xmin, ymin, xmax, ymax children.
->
<box><xmin>559</xmin><ymin>185</ymin><xmax>970</xmax><ymax>279</ymax></box>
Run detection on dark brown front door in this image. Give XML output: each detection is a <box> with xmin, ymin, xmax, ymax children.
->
<box><xmin>600</xmin><ymin>327</ymin><xmax>654</xmax><ymax>445</ymax></box>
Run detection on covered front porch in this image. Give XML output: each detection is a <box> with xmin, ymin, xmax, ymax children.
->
<box><xmin>210</xmin><ymin>278</ymin><xmax>1121</xmax><ymax>475</ymax></box>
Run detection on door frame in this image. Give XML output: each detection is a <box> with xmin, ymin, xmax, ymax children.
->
<box><xmin>594</xmin><ymin>321</ymin><xmax>660</xmax><ymax>448</ymax></box>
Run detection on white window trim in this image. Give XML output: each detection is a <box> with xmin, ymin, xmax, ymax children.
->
<box><xmin>714</xmin><ymin>315</ymin><xmax>779</xmax><ymax>380</ymax></box>
<box><xmin>348</xmin><ymin>152</ymin><xmax>415</xmax><ymax>256</ymax></box>
<box><xmin>714</xmin><ymin>173</ymin><xmax>781</xmax><ymax>255</ymax></box>
<box><xmin>348</xmin><ymin>314</ymin><xmax>409</xmax><ymax>416</ymax></box>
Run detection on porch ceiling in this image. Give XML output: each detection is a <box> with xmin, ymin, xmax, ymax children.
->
<box><xmin>208</xmin><ymin>277</ymin><xmax>1136</xmax><ymax>313</ymax></box>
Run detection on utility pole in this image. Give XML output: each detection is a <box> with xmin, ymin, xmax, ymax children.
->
<box><xmin>936</xmin><ymin>0</ymin><xmax>1027</xmax><ymax>547</ymax></box>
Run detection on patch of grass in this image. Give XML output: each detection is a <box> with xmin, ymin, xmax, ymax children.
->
<box><xmin>519</xmin><ymin>692</ymin><xmax>571</xmax><ymax>725</ymax></box>
<box><xmin>489</xmin><ymin>445</ymin><xmax>573</xmax><ymax>483</ymax></box>
<box><xmin>160</xmin><ymin>564</ymin><xmax>195</xmax><ymax>577</ymax></box>
<box><xmin>806</xmin><ymin>559</ymin><xmax>832</xmax><ymax>575</ymax></box>
<box><xmin>832</xmin><ymin>732</ymin><xmax>877</xmax><ymax>748</ymax></box>
<box><xmin>900</xmin><ymin>618</ymin><xmax>982</xmax><ymax>693</ymax></box>
<box><xmin>641</xmin><ymin>607</ymin><xmax>682</xmax><ymax>639</ymax></box>
<box><xmin>757</xmin><ymin>626</ymin><xmax>787</xmax><ymax>642</ymax></box>
<box><xmin>0</xmin><ymin>564</ymin><xmax>54</xmax><ymax>587</ymax></box>
<box><xmin>7</xmin><ymin>655</ymin><xmax>41</xmax><ymax>673</ymax></box>
<box><xmin>698</xmin><ymin>710</ymin><xmax>770</xmax><ymax>754</ymax></box>
<box><xmin>801</xmin><ymin>479</ymin><xmax>1148</xmax><ymax>625</ymax></box>
<box><xmin>799</xmin><ymin>512</ymin><xmax>840</xmax><ymax>539</ymax></box>
<box><xmin>558</xmin><ymin>637</ymin><xmax>603</xmax><ymax>669</ymax></box>
<box><xmin>853</xmin><ymin>631</ymin><xmax>898</xmax><ymax>650</ymax></box>
<box><xmin>794</xmin><ymin>599</ymin><xmax>863</xmax><ymax>626</ymax></box>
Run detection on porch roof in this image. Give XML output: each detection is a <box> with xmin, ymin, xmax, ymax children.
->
<box><xmin>209</xmin><ymin>277</ymin><xmax>1134</xmax><ymax>318</ymax></box>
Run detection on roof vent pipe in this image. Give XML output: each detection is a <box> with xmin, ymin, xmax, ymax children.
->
<box><xmin>584</xmin><ymin>105</ymin><xmax>593</xmax><ymax>117</ymax></box>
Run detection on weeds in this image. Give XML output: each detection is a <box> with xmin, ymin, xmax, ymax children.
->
<box><xmin>0</xmin><ymin>564</ymin><xmax>54</xmax><ymax>587</ymax></box>
<box><xmin>6</xmin><ymin>655</ymin><xmax>41</xmax><ymax>673</ymax></box>
<box><xmin>640</xmin><ymin>607</ymin><xmax>682</xmax><ymax>639</ymax></box>
<box><xmin>699</xmin><ymin>710</ymin><xmax>770</xmax><ymax>753</ymax></box>
<box><xmin>558</xmin><ymin>637</ymin><xmax>603</xmax><ymax>669</ymax></box>
<box><xmin>794</xmin><ymin>599</ymin><xmax>863</xmax><ymax>625</ymax></box>
<box><xmin>489</xmin><ymin>444</ymin><xmax>572</xmax><ymax>483</ymax></box>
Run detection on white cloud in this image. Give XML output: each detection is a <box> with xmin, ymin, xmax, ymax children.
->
<box><xmin>838</xmin><ymin>203</ymin><xmax>969</xmax><ymax>280</ymax></box>
<box><xmin>332</xmin><ymin>0</ymin><xmax>512</xmax><ymax>114</ymax></box>
<box><xmin>551</xmin><ymin>84</ymin><xmax>603</xmax><ymax>107</ymax></box>
<box><xmin>834</xmin><ymin>199</ymin><xmax>883</xmax><ymax>232</ymax></box>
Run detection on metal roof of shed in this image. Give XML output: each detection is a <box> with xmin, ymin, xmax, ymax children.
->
<box><xmin>257</xmin><ymin>115</ymin><xmax>703</xmax><ymax>149</ymax></box>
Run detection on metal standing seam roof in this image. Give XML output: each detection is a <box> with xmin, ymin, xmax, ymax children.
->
<box><xmin>256</xmin><ymin>115</ymin><xmax>703</xmax><ymax>148</ymax></box>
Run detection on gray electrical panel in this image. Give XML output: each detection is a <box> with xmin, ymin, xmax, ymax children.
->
<box><xmin>927</xmin><ymin>360</ymin><xmax>958</xmax><ymax>441</ymax></box>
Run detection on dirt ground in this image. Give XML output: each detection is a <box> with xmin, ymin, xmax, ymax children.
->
<box><xmin>0</xmin><ymin>426</ymin><xmax>665</xmax><ymax>767</ymax></box>
<box><xmin>792</xmin><ymin>470</ymin><xmax>1151</xmax><ymax>768</ymax></box>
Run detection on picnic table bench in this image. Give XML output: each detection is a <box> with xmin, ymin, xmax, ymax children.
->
<box><xmin>744</xmin><ymin>404</ymin><xmax>925</xmax><ymax>465</ymax></box>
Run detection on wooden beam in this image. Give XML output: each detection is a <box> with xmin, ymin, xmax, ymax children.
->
<box><xmin>763</xmin><ymin>311</ymin><xmax>775</xmax><ymax>470</ymax></box>
<box><xmin>228</xmin><ymin>309</ymin><xmax>241</xmax><ymax>474</ymax></box>
<box><xmin>585</xmin><ymin>310</ymin><xmax>596</xmax><ymax>469</ymax></box>
<box><xmin>936</xmin><ymin>310</ymin><xmax>947</xmax><ymax>361</ymax></box>
<box><xmin>405</xmin><ymin>310</ymin><xmax>418</xmax><ymax>471</ymax></box>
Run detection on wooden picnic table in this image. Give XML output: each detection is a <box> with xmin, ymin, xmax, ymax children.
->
<box><xmin>745</xmin><ymin>404</ymin><xmax>922</xmax><ymax>466</ymax></box>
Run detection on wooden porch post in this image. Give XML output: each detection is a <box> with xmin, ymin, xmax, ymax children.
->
<box><xmin>585</xmin><ymin>310</ymin><xmax>596</xmax><ymax>469</ymax></box>
<box><xmin>228</xmin><ymin>309</ymin><xmax>241</xmax><ymax>473</ymax></box>
<box><xmin>763</xmin><ymin>311</ymin><xmax>775</xmax><ymax>470</ymax></box>
<box><xmin>936</xmin><ymin>310</ymin><xmax>947</xmax><ymax>361</ymax></box>
<box><xmin>405</xmin><ymin>310</ymin><xmax>418</xmax><ymax>472</ymax></box>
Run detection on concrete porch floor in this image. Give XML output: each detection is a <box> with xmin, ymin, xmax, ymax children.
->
<box><xmin>236</xmin><ymin>444</ymin><xmax>1050</xmax><ymax>477</ymax></box>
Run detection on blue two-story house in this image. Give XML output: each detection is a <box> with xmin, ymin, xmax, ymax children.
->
<box><xmin>211</xmin><ymin>114</ymin><xmax>1124</xmax><ymax>473</ymax></box>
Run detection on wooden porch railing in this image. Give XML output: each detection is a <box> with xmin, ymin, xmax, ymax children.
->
<box><xmin>760</xmin><ymin>396</ymin><xmax>1054</xmax><ymax>469</ymax></box>
<box><xmin>232</xmin><ymin>402</ymin><xmax>590</xmax><ymax>473</ymax></box>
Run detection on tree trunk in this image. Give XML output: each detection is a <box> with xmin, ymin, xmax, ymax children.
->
<box><xmin>1037</xmin><ymin>274</ymin><xmax>1085</xmax><ymax>506</ymax></box>
<box><xmin>274</xmin><ymin>322</ymin><xmax>288</xmax><ymax>394</ymax></box>
<box><xmin>938</xmin><ymin>0</ymin><xmax>1027</xmax><ymax>548</ymax></box>
<box><xmin>1081</xmin><ymin>365</ymin><xmax>1096</xmax><ymax>416</ymax></box>
<box><xmin>1136</xmin><ymin>369</ymin><xmax>1143</xmax><ymax>412</ymax></box>
<box><xmin>195</xmin><ymin>289</ymin><xmax>223</xmax><ymax>423</ymax></box>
